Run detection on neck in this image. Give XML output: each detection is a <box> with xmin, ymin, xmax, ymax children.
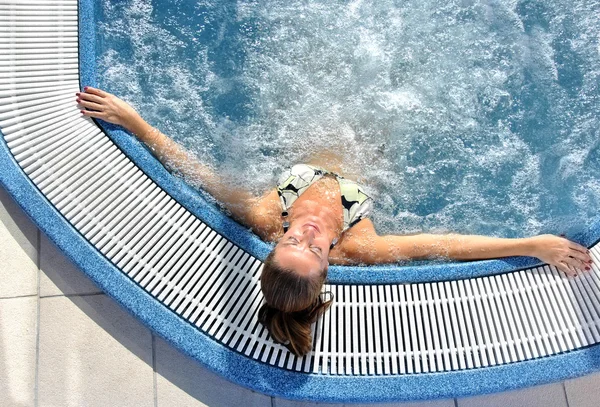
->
<box><xmin>288</xmin><ymin>200</ymin><xmax>342</xmax><ymax>242</ymax></box>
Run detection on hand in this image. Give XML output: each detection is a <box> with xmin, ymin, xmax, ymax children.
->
<box><xmin>77</xmin><ymin>87</ymin><xmax>139</xmax><ymax>127</ymax></box>
<box><xmin>528</xmin><ymin>234</ymin><xmax>592</xmax><ymax>277</ymax></box>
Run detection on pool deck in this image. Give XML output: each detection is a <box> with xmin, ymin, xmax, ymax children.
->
<box><xmin>1</xmin><ymin>184</ymin><xmax>599</xmax><ymax>407</ymax></box>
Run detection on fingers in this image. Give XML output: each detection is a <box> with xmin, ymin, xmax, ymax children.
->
<box><xmin>557</xmin><ymin>261</ymin><xmax>582</xmax><ymax>277</ymax></box>
<box><xmin>80</xmin><ymin>109</ymin><xmax>104</xmax><ymax>119</ymax></box>
<box><xmin>77</xmin><ymin>87</ymin><xmax>111</xmax><ymax>121</ymax></box>
<box><xmin>77</xmin><ymin>99</ymin><xmax>104</xmax><ymax>112</ymax></box>
<box><xmin>558</xmin><ymin>234</ymin><xmax>587</xmax><ymax>253</ymax></box>
<box><xmin>566</xmin><ymin>264</ymin><xmax>580</xmax><ymax>277</ymax></box>
<box><xmin>568</xmin><ymin>240</ymin><xmax>589</xmax><ymax>254</ymax></box>
<box><xmin>77</xmin><ymin>91</ymin><xmax>104</xmax><ymax>104</ymax></box>
<box><xmin>555</xmin><ymin>252</ymin><xmax>594</xmax><ymax>277</ymax></box>
<box><xmin>82</xmin><ymin>86</ymin><xmax>108</xmax><ymax>97</ymax></box>
<box><xmin>563</xmin><ymin>256</ymin><xmax>587</xmax><ymax>272</ymax></box>
<box><xmin>77</xmin><ymin>87</ymin><xmax>108</xmax><ymax>114</ymax></box>
<box><xmin>536</xmin><ymin>234</ymin><xmax>593</xmax><ymax>278</ymax></box>
<box><xmin>568</xmin><ymin>248</ymin><xmax>592</xmax><ymax>264</ymax></box>
<box><xmin>556</xmin><ymin>261</ymin><xmax>575</xmax><ymax>277</ymax></box>
<box><xmin>560</xmin><ymin>235</ymin><xmax>593</xmax><ymax>268</ymax></box>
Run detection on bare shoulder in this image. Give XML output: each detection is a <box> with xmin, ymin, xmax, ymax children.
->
<box><xmin>247</xmin><ymin>189</ymin><xmax>283</xmax><ymax>242</ymax></box>
<box><xmin>329</xmin><ymin>218</ymin><xmax>379</xmax><ymax>265</ymax></box>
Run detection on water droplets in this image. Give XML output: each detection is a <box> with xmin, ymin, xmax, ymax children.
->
<box><xmin>97</xmin><ymin>0</ymin><xmax>600</xmax><ymax>238</ymax></box>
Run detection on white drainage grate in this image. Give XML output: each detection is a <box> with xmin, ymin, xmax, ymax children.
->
<box><xmin>1</xmin><ymin>0</ymin><xmax>599</xmax><ymax>376</ymax></box>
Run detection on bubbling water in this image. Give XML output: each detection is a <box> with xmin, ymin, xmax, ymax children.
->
<box><xmin>97</xmin><ymin>0</ymin><xmax>600</xmax><ymax>238</ymax></box>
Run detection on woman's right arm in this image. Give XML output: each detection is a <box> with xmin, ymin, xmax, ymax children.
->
<box><xmin>77</xmin><ymin>87</ymin><xmax>274</xmax><ymax>231</ymax></box>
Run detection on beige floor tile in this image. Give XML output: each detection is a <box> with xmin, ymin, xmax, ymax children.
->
<box><xmin>565</xmin><ymin>371</ymin><xmax>600</xmax><ymax>407</ymax></box>
<box><xmin>154</xmin><ymin>336</ymin><xmax>271</xmax><ymax>407</ymax></box>
<box><xmin>38</xmin><ymin>295</ymin><xmax>154</xmax><ymax>407</ymax></box>
<box><xmin>457</xmin><ymin>381</ymin><xmax>567</xmax><ymax>407</ymax></box>
<box><xmin>0</xmin><ymin>187</ymin><xmax>38</xmax><ymax>298</ymax></box>
<box><xmin>0</xmin><ymin>297</ymin><xmax>37</xmax><ymax>407</ymax></box>
<box><xmin>273</xmin><ymin>398</ymin><xmax>343</xmax><ymax>407</ymax></box>
<box><xmin>348</xmin><ymin>398</ymin><xmax>455</xmax><ymax>407</ymax></box>
<box><xmin>273</xmin><ymin>396</ymin><xmax>454</xmax><ymax>407</ymax></box>
<box><xmin>39</xmin><ymin>233</ymin><xmax>101</xmax><ymax>297</ymax></box>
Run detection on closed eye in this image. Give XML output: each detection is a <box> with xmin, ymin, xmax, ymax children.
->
<box><xmin>311</xmin><ymin>246</ymin><xmax>323</xmax><ymax>258</ymax></box>
<box><xmin>285</xmin><ymin>237</ymin><xmax>322</xmax><ymax>259</ymax></box>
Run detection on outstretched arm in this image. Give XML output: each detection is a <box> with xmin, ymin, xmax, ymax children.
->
<box><xmin>338</xmin><ymin>219</ymin><xmax>592</xmax><ymax>276</ymax></box>
<box><xmin>77</xmin><ymin>87</ymin><xmax>264</xmax><ymax>228</ymax></box>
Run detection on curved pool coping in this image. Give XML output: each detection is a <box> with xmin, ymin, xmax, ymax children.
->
<box><xmin>1</xmin><ymin>0</ymin><xmax>600</xmax><ymax>402</ymax></box>
<box><xmin>5</xmin><ymin>122</ymin><xmax>600</xmax><ymax>403</ymax></box>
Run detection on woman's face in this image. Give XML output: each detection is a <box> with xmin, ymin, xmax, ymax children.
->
<box><xmin>274</xmin><ymin>220</ymin><xmax>330</xmax><ymax>277</ymax></box>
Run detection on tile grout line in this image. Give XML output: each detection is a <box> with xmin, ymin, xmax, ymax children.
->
<box><xmin>40</xmin><ymin>292</ymin><xmax>105</xmax><ymax>299</ymax></box>
<box><xmin>152</xmin><ymin>333</ymin><xmax>158</xmax><ymax>407</ymax></box>
<box><xmin>0</xmin><ymin>294</ymin><xmax>38</xmax><ymax>300</ymax></box>
<box><xmin>562</xmin><ymin>381</ymin><xmax>570</xmax><ymax>407</ymax></box>
<box><xmin>35</xmin><ymin>228</ymin><xmax>41</xmax><ymax>407</ymax></box>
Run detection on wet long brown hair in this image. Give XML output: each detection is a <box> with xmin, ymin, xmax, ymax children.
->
<box><xmin>258</xmin><ymin>249</ymin><xmax>334</xmax><ymax>356</ymax></box>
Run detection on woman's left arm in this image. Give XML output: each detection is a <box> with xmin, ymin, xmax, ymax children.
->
<box><xmin>338</xmin><ymin>219</ymin><xmax>592</xmax><ymax>276</ymax></box>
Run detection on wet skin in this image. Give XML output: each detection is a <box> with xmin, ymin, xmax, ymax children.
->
<box><xmin>273</xmin><ymin>178</ymin><xmax>344</xmax><ymax>276</ymax></box>
<box><xmin>77</xmin><ymin>87</ymin><xmax>595</xmax><ymax>277</ymax></box>
<box><xmin>275</xmin><ymin>216</ymin><xmax>333</xmax><ymax>277</ymax></box>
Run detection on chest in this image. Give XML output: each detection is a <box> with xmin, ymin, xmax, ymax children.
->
<box><xmin>258</xmin><ymin>176</ymin><xmax>344</xmax><ymax>241</ymax></box>
<box><xmin>294</xmin><ymin>175</ymin><xmax>342</xmax><ymax>208</ymax></box>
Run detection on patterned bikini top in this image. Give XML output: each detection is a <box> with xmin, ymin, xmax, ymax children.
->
<box><xmin>276</xmin><ymin>164</ymin><xmax>373</xmax><ymax>233</ymax></box>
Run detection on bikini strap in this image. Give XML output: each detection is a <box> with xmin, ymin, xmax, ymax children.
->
<box><xmin>282</xmin><ymin>217</ymin><xmax>290</xmax><ymax>233</ymax></box>
<box><xmin>329</xmin><ymin>237</ymin><xmax>338</xmax><ymax>250</ymax></box>
<box><xmin>279</xmin><ymin>191</ymin><xmax>290</xmax><ymax>232</ymax></box>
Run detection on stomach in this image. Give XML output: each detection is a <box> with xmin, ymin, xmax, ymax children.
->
<box><xmin>95</xmin><ymin>0</ymin><xmax>600</xmax><ymax>238</ymax></box>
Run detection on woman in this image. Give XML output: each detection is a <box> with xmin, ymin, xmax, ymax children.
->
<box><xmin>77</xmin><ymin>87</ymin><xmax>593</xmax><ymax>356</ymax></box>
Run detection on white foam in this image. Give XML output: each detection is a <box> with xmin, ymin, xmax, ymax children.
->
<box><xmin>97</xmin><ymin>0</ymin><xmax>600</xmax><ymax>237</ymax></box>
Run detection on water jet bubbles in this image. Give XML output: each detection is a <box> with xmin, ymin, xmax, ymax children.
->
<box><xmin>95</xmin><ymin>0</ymin><xmax>600</xmax><ymax>239</ymax></box>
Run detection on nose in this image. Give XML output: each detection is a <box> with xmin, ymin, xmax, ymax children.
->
<box><xmin>302</xmin><ymin>228</ymin><xmax>316</xmax><ymax>243</ymax></box>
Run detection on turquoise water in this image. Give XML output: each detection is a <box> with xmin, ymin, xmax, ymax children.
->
<box><xmin>96</xmin><ymin>0</ymin><xmax>600</xmax><ymax>238</ymax></box>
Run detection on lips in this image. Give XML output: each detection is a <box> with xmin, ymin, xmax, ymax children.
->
<box><xmin>304</xmin><ymin>222</ymin><xmax>320</xmax><ymax>233</ymax></box>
